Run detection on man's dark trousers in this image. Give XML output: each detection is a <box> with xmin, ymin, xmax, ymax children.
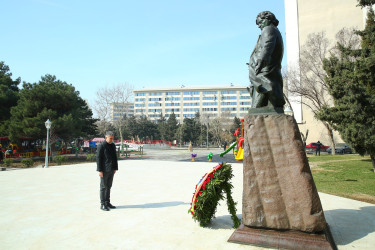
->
<box><xmin>100</xmin><ymin>171</ymin><xmax>115</xmax><ymax>205</ymax></box>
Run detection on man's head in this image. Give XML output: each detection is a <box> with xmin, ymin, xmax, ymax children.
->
<box><xmin>256</xmin><ymin>11</ymin><xmax>279</xmax><ymax>30</ymax></box>
<box><xmin>105</xmin><ymin>131</ymin><xmax>114</xmax><ymax>144</ymax></box>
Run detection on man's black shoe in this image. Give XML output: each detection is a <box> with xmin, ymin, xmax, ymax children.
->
<box><xmin>106</xmin><ymin>202</ymin><xmax>116</xmax><ymax>209</ymax></box>
<box><xmin>101</xmin><ymin>204</ymin><xmax>110</xmax><ymax>211</ymax></box>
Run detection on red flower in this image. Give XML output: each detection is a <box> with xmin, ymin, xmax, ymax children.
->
<box><xmin>199</xmin><ymin>192</ymin><xmax>202</xmax><ymax>195</ymax></box>
<box><xmin>202</xmin><ymin>186</ymin><xmax>206</xmax><ymax>189</ymax></box>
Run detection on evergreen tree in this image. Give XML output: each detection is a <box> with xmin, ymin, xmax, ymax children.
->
<box><xmin>0</xmin><ymin>61</ymin><xmax>20</xmax><ymax>135</ymax></box>
<box><xmin>230</xmin><ymin>117</ymin><xmax>241</xmax><ymax>141</ymax></box>
<box><xmin>9</xmin><ymin>74</ymin><xmax>97</xmax><ymax>142</ymax></box>
<box><xmin>318</xmin><ymin>1</ymin><xmax>375</xmax><ymax>171</ymax></box>
<box><xmin>182</xmin><ymin>117</ymin><xmax>199</xmax><ymax>144</ymax></box>
<box><xmin>166</xmin><ymin>112</ymin><xmax>178</xmax><ymax>142</ymax></box>
<box><xmin>157</xmin><ymin>114</ymin><xmax>167</xmax><ymax>140</ymax></box>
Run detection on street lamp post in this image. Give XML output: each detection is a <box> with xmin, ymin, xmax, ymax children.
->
<box><xmin>44</xmin><ymin>119</ymin><xmax>52</xmax><ymax>168</ymax></box>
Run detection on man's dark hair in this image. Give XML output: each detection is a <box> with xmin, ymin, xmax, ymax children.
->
<box><xmin>105</xmin><ymin>131</ymin><xmax>114</xmax><ymax>137</ymax></box>
<box><xmin>256</xmin><ymin>11</ymin><xmax>279</xmax><ymax>27</ymax></box>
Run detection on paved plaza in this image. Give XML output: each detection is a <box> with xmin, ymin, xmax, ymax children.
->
<box><xmin>1</xmin><ymin>155</ymin><xmax>375</xmax><ymax>249</ymax></box>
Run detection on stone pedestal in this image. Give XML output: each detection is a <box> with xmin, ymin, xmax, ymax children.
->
<box><xmin>229</xmin><ymin>113</ymin><xmax>335</xmax><ymax>249</ymax></box>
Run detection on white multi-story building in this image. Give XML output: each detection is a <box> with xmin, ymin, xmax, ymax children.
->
<box><xmin>110</xmin><ymin>102</ymin><xmax>134</xmax><ymax>122</ymax></box>
<box><xmin>133</xmin><ymin>86</ymin><xmax>251</xmax><ymax>123</ymax></box>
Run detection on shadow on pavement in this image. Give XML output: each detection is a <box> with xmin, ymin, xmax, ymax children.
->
<box><xmin>207</xmin><ymin>214</ymin><xmax>243</xmax><ymax>230</ymax></box>
<box><xmin>116</xmin><ymin>201</ymin><xmax>190</xmax><ymax>209</ymax></box>
<box><xmin>325</xmin><ymin>206</ymin><xmax>375</xmax><ymax>245</ymax></box>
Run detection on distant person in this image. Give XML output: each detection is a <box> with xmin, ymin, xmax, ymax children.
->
<box><xmin>223</xmin><ymin>141</ymin><xmax>228</xmax><ymax>150</ymax></box>
<box><xmin>0</xmin><ymin>148</ymin><xmax>4</xmax><ymax>162</ymax></box>
<box><xmin>316</xmin><ymin>141</ymin><xmax>322</xmax><ymax>156</ymax></box>
<box><xmin>96</xmin><ymin>131</ymin><xmax>118</xmax><ymax>211</ymax></box>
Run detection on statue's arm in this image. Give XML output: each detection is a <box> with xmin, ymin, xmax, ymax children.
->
<box><xmin>255</xmin><ymin>26</ymin><xmax>277</xmax><ymax>74</ymax></box>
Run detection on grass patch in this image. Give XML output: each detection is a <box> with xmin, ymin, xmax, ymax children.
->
<box><xmin>307</xmin><ymin>154</ymin><xmax>365</xmax><ymax>162</ymax></box>
<box><xmin>311</xmin><ymin>156</ymin><xmax>375</xmax><ymax>204</ymax></box>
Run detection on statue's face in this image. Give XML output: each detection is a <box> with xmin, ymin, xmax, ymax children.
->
<box><xmin>256</xmin><ymin>17</ymin><xmax>270</xmax><ymax>30</ymax></box>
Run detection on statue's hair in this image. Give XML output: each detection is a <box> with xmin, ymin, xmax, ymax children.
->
<box><xmin>256</xmin><ymin>11</ymin><xmax>279</xmax><ymax>27</ymax></box>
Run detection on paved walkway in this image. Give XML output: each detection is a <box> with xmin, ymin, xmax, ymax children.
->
<box><xmin>1</xmin><ymin>160</ymin><xmax>374</xmax><ymax>249</ymax></box>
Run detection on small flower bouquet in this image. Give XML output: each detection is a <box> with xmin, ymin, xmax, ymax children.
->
<box><xmin>191</xmin><ymin>153</ymin><xmax>197</xmax><ymax>161</ymax></box>
<box><xmin>207</xmin><ymin>152</ymin><xmax>213</xmax><ymax>162</ymax></box>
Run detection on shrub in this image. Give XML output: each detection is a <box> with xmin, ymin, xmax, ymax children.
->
<box><xmin>21</xmin><ymin>158</ymin><xmax>34</xmax><ymax>168</ymax></box>
<box><xmin>54</xmin><ymin>155</ymin><xmax>67</xmax><ymax>165</ymax></box>
<box><xmin>86</xmin><ymin>154</ymin><xmax>96</xmax><ymax>162</ymax></box>
<box><xmin>3</xmin><ymin>158</ymin><xmax>14</xmax><ymax>167</ymax></box>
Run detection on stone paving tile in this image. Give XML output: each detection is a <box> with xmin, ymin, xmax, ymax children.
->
<box><xmin>0</xmin><ymin>158</ymin><xmax>374</xmax><ymax>249</ymax></box>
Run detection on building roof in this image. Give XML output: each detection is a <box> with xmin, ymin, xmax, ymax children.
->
<box><xmin>134</xmin><ymin>85</ymin><xmax>248</xmax><ymax>92</ymax></box>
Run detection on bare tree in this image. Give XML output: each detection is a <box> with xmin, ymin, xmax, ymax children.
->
<box><xmin>287</xmin><ymin>29</ymin><xmax>361</xmax><ymax>155</ymax></box>
<box><xmin>93</xmin><ymin>83</ymin><xmax>134</xmax><ymax>149</ymax></box>
<box><xmin>206</xmin><ymin>111</ymin><xmax>233</xmax><ymax>147</ymax></box>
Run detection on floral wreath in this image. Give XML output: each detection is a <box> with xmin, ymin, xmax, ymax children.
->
<box><xmin>188</xmin><ymin>162</ymin><xmax>240</xmax><ymax>228</ymax></box>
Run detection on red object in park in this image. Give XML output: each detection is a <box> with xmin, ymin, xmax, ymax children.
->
<box><xmin>305</xmin><ymin>142</ymin><xmax>330</xmax><ymax>151</ymax></box>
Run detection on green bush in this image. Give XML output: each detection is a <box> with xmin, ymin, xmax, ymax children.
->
<box><xmin>53</xmin><ymin>155</ymin><xmax>67</xmax><ymax>165</ymax></box>
<box><xmin>86</xmin><ymin>154</ymin><xmax>96</xmax><ymax>162</ymax></box>
<box><xmin>21</xmin><ymin>158</ymin><xmax>34</xmax><ymax>168</ymax></box>
<box><xmin>3</xmin><ymin>158</ymin><xmax>14</xmax><ymax>167</ymax></box>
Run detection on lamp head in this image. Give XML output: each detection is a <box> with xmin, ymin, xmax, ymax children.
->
<box><xmin>45</xmin><ymin>119</ymin><xmax>52</xmax><ymax>129</ymax></box>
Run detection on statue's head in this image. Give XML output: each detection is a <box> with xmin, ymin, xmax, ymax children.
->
<box><xmin>256</xmin><ymin>11</ymin><xmax>279</xmax><ymax>30</ymax></box>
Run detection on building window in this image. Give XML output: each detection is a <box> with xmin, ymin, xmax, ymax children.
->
<box><xmin>135</xmin><ymin>98</ymin><xmax>145</xmax><ymax>102</ymax></box>
<box><xmin>202</xmin><ymin>108</ymin><xmax>217</xmax><ymax>111</ymax></box>
<box><xmin>135</xmin><ymin>104</ymin><xmax>145</xmax><ymax>107</ymax></box>
<box><xmin>240</xmin><ymin>107</ymin><xmax>249</xmax><ymax>111</ymax></box>
<box><xmin>165</xmin><ymin>108</ymin><xmax>180</xmax><ymax>112</ymax></box>
<box><xmin>221</xmin><ymin>102</ymin><xmax>237</xmax><ymax>106</ymax></box>
<box><xmin>221</xmin><ymin>90</ymin><xmax>236</xmax><ymax>94</ymax></box>
<box><xmin>135</xmin><ymin>109</ymin><xmax>145</xmax><ymax>112</ymax></box>
<box><xmin>203</xmin><ymin>102</ymin><xmax>218</xmax><ymax>106</ymax></box>
<box><xmin>240</xmin><ymin>90</ymin><xmax>249</xmax><ymax>94</ymax></box>
<box><xmin>240</xmin><ymin>102</ymin><xmax>251</xmax><ymax>105</ymax></box>
<box><xmin>148</xmin><ymin>109</ymin><xmax>162</xmax><ymax>113</ymax></box>
<box><xmin>221</xmin><ymin>96</ymin><xmax>237</xmax><ymax>100</ymax></box>
<box><xmin>240</xmin><ymin>96</ymin><xmax>250</xmax><ymax>99</ymax></box>
<box><xmin>165</xmin><ymin>97</ymin><xmax>180</xmax><ymax>101</ymax></box>
<box><xmin>135</xmin><ymin>93</ymin><xmax>146</xmax><ymax>96</ymax></box>
<box><xmin>183</xmin><ymin>108</ymin><xmax>200</xmax><ymax>112</ymax></box>
<box><xmin>149</xmin><ymin>92</ymin><xmax>162</xmax><ymax>96</ymax></box>
<box><xmin>203</xmin><ymin>91</ymin><xmax>217</xmax><ymax>95</ymax></box>
<box><xmin>203</xmin><ymin>96</ymin><xmax>216</xmax><ymax>100</ymax></box>
<box><xmin>221</xmin><ymin>107</ymin><xmax>236</xmax><ymax>111</ymax></box>
<box><xmin>183</xmin><ymin>97</ymin><xmax>200</xmax><ymax>101</ymax></box>
<box><xmin>165</xmin><ymin>103</ymin><xmax>180</xmax><ymax>106</ymax></box>
<box><xmin>148</xmin><ymin>103</ymin><xmax>162</xmax><ymax>107</ymax></box>
<box><xmin>183</xmin><ymin>102</ymin><xmax>200</xmax><ymax>106</ymax></box>
<box><xmin>183</xmin><ymin>91</ymin><xmax>200</xmax><ymax>95</ymax></box>
<box><xmin>166</xmin><ymin>92</ymin><xmax>180</xmax><ymax>95</ymax></box>
<box><xmin>183</xmin><ymin>114</ymin><xmax>196</xmax><ymax>118</ymax></box>
<box><xmin>149</xmin><ymin>98</ymin><xmax>162</xmax><ymax>101</ymax></box>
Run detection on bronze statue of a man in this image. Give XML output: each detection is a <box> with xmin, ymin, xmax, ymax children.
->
<box><xmin>249</xmin><ymin>11</ymin><xmax>285</xmax><ymax>108</ymax></box>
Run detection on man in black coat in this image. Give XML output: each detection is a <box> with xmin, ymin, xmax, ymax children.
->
<box><xmin>248</xmin><ymin>11</ymin><xmax>285</xmax><ymax>108</ymax></box>
<box><xmin>96</xmin><ymin>131</ymin><xmax>118</xmax><ymax>211</ymax></box>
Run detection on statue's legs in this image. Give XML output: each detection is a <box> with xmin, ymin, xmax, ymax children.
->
<box><xmin>251</xmin><ymin>91</ymin><xmax>268</xmax><ymax>108</ymax></box>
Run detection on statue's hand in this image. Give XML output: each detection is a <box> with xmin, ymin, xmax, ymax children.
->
<box><xmin>255</xmin><ymin>59</ymin><xmax>265</xmax><ymax>75</ymax></box>
<box><xmin>249</xmin><ymin>86</ymin><xmax>254</xmax><ymax>98</ymax></box>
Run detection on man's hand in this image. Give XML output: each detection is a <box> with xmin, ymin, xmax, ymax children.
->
<box><xmin>99</xmin><ymin>171</ymin><xmax>103</xmax><ymax>178</ymax></box>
